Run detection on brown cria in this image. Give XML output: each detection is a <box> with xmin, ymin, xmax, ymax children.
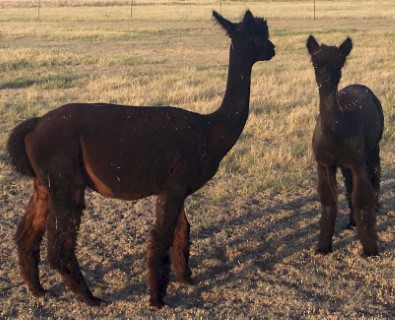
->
<box><xmin>7</xmin><ymin>10</ymin><xmax>275</xmax><ymax>308</ymax></box>
<box><xmin>306</xmin><ymin>35</ymin><xmax>384</xmax><ymax>256</ymax></box>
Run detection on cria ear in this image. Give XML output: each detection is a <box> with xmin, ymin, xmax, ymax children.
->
<box><xmin>339</xmin><ymin>37</ymin><xmax>353</xmax><ymax>57</ymax></box>
<box><xmin>213</xmin><ymin>11</ymin><xmax>235</xmax><ymax>36</ymax></box>
<box><xmin>306</xmin><ymin>35</ymin><xmax>320</xmax><ymax>56</ymax></box>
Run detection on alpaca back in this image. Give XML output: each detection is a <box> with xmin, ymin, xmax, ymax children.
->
<box><xmin>338</xmin><ymin>84</ymin><xmax>384</xmax><ymax>150</ymax></box>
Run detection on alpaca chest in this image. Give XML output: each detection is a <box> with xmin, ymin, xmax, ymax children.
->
<box><xmin>312</xmin><ymin>132</ymin><xmax>364</xmax><ymax>167</ymax></box>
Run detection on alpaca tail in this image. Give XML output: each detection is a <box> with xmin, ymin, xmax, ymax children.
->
<box><xmin>372</xmin><ymin>94</ymin><xmax>385</xmax><ymax>140</ymax></box>
<box><xmin>7</xmin><ymin>117</ymin><xmax>40</xmax><ymax>177</ymax></box>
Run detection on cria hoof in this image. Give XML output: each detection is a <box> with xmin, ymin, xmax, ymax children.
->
<box><xmin>347</xmin><ymin>223</ymin><xmax>356</xmax><ymax>230</ymax></box>
<box><xmin>315</xmin><ymin>248</ymin><xmax>332</xmax><ymax>255</ymax></box>
<box><xmin>362</xmin><ymin>250</ymin><xmax>379</xmax><ymax>258</ymax></box>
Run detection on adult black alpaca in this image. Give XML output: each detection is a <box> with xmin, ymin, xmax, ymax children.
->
<box><xmin>306</xmin><ymin>35</ymin><xmax>384</xmax><ymax>256</ymax></box>
<box><xmin>7</xmin><ymin>11</ymin><xmax>275</xmax><ymax>308</ymax></box>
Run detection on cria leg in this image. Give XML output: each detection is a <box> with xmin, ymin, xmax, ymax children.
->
<box><xmin>341</xmin><ymin>167</ymin><xmax>355</xmax><ymax>227</ymax></box>
<box><xmin>317</xmin><ymin>165</ymin><xmax>338</xmax><ymax>254</ymax></box>
<box><xmin>367</xmin><ymin>145</ymin><xmax>381</xmax><ymax>211</ymax></box>
<box><xmin>351</xmin><ymin>166</ymin><xmax>378</xmax><ymax>256</ymax></box>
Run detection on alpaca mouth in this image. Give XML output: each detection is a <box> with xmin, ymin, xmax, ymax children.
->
<box><xmin>266</xmin><ymin>49</ymin><xmax>275</xmax><ymax>60</ymax></box>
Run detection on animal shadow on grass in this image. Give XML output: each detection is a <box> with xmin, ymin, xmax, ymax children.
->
<box><xmin>71</xmin><ymin>192</ymin><xmax>320</xmax><ymax>307</ymax></box>
<box><xmin>0</xmin><ymin>74</ymin><xmax>82</xmax><ymax>90</ymax></box>
<box><xmin>374</xmin><ymin>171</ymin><xmax>395</xmax><ymax>251</ymax></box>
<box><xmin>170</xmin><ymin>176</ymin><xmax>395</xmax><ymax>309</ymax></box>
<box><xmin>178</xmin><ymin>192</ymin><xmax>322</xmax><ymax>308</ymax></box>
<box><xmin>75</xmin><ymin>194</ymin><xmax>154</xmax><ymax>304</ymax></box>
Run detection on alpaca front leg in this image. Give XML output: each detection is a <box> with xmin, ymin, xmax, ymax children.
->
<box><xmin>148</xmin><ymin>194</ymin><xmax>185</xmax><ymax>308</ymax></box>
<box><xmin>170</xmin><ymin>207</ymin><xmax>194</xmax><ymax>285</ymax></box>
<box><xmin>46</xmin><ymin>189</ymin><xmax>104</xmax><ymax>306</ymax></box>
<box><xmin>317</xmin><ymin>165</ymin><xmax>338</xmax><ymax>254</ymax></box>
<box><xmin>351</xmin><ymin>167</ymin><xmax>378</xmax><ymax>256</ymax></box>
<box><xmin>15</xmin><ymin>178</ymin><xmax>49</xmax><ymax>297</ymax></box>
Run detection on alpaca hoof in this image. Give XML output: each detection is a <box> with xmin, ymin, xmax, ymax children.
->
<box><xmin>30</xmin><ymin>286</ymin><xmax>48</xmax><ymax>297</ymax></box>
<box><xmin>79</xmin><ymin>294</ymin><xmax>107</xmax><ymax>307</ymax></box>
<box><xmin>179</xmin><ymin>276</ymin><xmax>195</xmax><ymax>285</ymax></box>
<box><xmin>149</xmin><ymin>298</ymin><xmax>165</xmax><ymax>309</ymax></box>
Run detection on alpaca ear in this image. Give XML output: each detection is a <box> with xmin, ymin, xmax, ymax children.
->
<box><xmin>243</xmin><ymin>10</ymin><xmax>255</xmax><ymax>33</ymax></box>
<box><xmin>306</xmin><ymin>35</ymin><xmax>320</xmax><ymax>55</ymax></box>
<box><xmin>213</xmin><ymin>11</ymin><xmax>235</xmax><ymax>36</ymax></box>
<box><xmin>339</xmin><ymin>37</ymin><xmax>352</xmax><ymax>57</ymax></box>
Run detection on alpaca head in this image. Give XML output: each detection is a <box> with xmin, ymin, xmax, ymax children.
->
<box><xmin>213</xmin><ymin>10</ymin><xmax>275</xmax><ymax>63</ymax></box>
<box><xmin>306</xmin><ymin>35</ymin><xmax>352</xmax><ymax>90</ymax></box>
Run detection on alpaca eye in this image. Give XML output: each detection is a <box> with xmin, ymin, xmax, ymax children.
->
<box><xmin>314</xmin><ymin>64</ymin><xmax>319</xmax><ymax>70</ymax></box>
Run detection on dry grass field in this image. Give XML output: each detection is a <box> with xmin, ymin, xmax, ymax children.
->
<box><xmin>1</xmin><ymin>1</ymin><xmax>395</xmax><ymax>319</ymax></box>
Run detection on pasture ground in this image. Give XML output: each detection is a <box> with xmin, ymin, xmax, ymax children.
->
<box><xmin>1</xmin><ymin>1</ymin><xmax>395</xmax><ymax>319</ymax></box>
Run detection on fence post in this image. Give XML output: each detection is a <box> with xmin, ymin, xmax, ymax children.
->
<box><xmin>38</xmin><ymin>0</ymin><xmax>41</xmax><ymax>21</ymax></box>
<box><xmin>314</xmin><ymin>0</ymin><xmax>316</xmax><ymax>20</ymax></box>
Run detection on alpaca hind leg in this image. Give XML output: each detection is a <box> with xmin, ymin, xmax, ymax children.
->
<box><xmin>351</xmin><ymin>167</ymin><xmax>378</xmax><ymax>256</ymax></box>
<box><xmin>170</xmin><ymin>207</ymin><xmax>194</xmax><ymax>284</ymax></box>
<box><xmin>341</xmin><ymin>167</ymin><xmax>355</xmax><ymax>227</ymax></box>
<box><xmin>367</xmin><ymin>146</ymin><xmax>381</xmax><ymax>211</ymax></box>
<box><xmin>148</xmin><ymin>194</ymin><xmax>185</xmax><ymax>308</ymax></box>
<box><xmin>46</xmin><ymin>186</ymin><xmax>104</xmax><ymax>306</ymax></box>
<box><xmin>316</xmin><ymin>165</ymin><xmax>338</xmax><ymax>254</ymax></box>
<box><xmin>15</xmin><ymin>178</ymin><xmax>49</xmax><ymax>296</ymax></box>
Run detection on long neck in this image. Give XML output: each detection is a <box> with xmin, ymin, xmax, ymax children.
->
<box><xmin>209</xmin><ymin>44</ymin><xmax>253</xmax><ymax>155</ymax></box>
<box><xmin>318</xmin><ymin>86</ymin><xmax>341</xmax><ymax>135</ymax></box>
